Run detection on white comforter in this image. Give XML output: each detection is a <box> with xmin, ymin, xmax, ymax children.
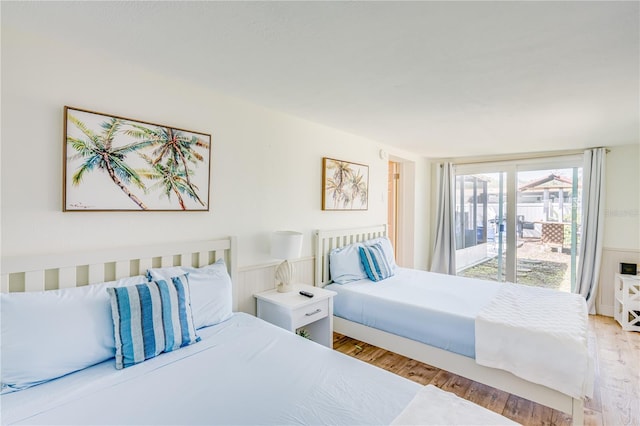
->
<box><xmin>2</xmin><ymin>313</ymin><xmax>420</xmax><ymax>425</ymax></box>
<box><xmin>475</xmin><ymin>283</ymin><xmax>593</xmax><ymax>399</ymax></box>
<box><xmin>3</xmin><ymin>313</ymin><xmax>518</xmax><ymax>426</ymax></box>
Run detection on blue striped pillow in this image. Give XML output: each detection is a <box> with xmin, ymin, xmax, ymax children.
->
<box><xmin>107</xmin><ymin>275</ymin><xmax>200</xmax><ymax>370</ymax></box>
<box><xmin>359</xmin><ymin>243</ymin><xmax>394</xmax><ymax>282</ymax></box>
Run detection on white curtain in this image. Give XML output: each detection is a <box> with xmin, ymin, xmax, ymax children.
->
<box><xmin>575</xmin><ymin>148</ymin><xmax>606</xmax><ymax>314</ymax></box>
<box><xmin>430</xmin><ymin>162</ymin><xmax>456</xmax><ymax>275</ymax></box>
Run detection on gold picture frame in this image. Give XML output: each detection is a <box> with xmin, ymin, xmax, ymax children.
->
<box><xmin>322</xmin><ymin>157</ymin><xmax>369</xmax><ymax>211</ymax></box>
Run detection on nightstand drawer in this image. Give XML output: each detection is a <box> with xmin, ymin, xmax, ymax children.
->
<box><xmin>292</xmin><ymin>299</ymin><xmax>329</xmax><ymax>328</ymax></box>
<box><xmin>254</xmin><ymin>284</ymin><xmax>336</xmax><ymax>348</ymax></box>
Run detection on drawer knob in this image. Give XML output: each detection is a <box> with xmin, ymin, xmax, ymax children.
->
<box><xmin>305</xmin><ymin>308</ymin><xmax>322</xmax><ymax>317</ymax></box>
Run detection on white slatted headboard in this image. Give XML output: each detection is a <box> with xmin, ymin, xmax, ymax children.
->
<box><xmin>314</xmin><ymin>224</ymin><xmax>387</xmax><ymax>287</ymax></box>
<box><xmin>1</xmin><ymin>237</ymin><xmax>238</xmax><ymax>309</ymax></box>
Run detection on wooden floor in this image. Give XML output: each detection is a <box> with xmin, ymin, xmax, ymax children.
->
<box><xmin>333</xmin><ymin>315</ymin><xmax>639</xmax><ymax>426</ymax></box>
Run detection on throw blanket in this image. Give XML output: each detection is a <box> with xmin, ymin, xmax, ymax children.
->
<box><xmin>391</xmin><ymin>385</ymin><xmax>518</xmax><ymax>425</ymax></box>
<box><xmin>475</xmin><ymin>283</ymin><xmax>593</xmax><ymax>399</ymax></box>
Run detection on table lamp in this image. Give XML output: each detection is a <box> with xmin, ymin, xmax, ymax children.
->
<box><xmin>271</xmin><ymin>231</ymin><xmax>303</xmax><ymax>292</ymax></box>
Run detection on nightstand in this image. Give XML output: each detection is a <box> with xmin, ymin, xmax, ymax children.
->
<box><xmin>254</xmin><ymin>284</ymin><xmax>337</xmax><ymax>348</ymax></box>
<box><xmin>614</xmin><ymin>273</ymin><xmax>640</xmax><ymax>331</ymax></box>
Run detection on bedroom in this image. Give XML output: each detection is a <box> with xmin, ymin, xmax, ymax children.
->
<box><xmin>1</xmin><ymin>1</ymin><xmax>638</xmax><ymax>425</ymax></box>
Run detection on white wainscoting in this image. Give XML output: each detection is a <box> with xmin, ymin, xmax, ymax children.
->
<box><xmin>597</xmin><ymin>247</ymin><xmax>640</xmax><ymax>317</ymax></box>
<box><xmin>235</xmin><ymin>256</ymin><xmax>315</xmax><ymax>315</ymax></box>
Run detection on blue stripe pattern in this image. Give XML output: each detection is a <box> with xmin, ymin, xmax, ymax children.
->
<box><xmin>359</xmin><ymin>243</ymin><xmax>394</xmax><ymax>282</ymax></box>
<box><xmin>157</xmin><ymin>279</ymin><xmax>176</xmax><ymax>351</ymax></box>
<box><xmin>107</xmin><ymin>274</ymin><xmax>200</xmax><ymax>370</ymax></box>
<box><xmin>172</xmin><ymin>276</ymin><xmax>191</xmax><ymax>348</ymax></box>
<box><xmin>136</xmin><ymin>284</ymin><xmax>156</xmax><ymax>360</ymax></box>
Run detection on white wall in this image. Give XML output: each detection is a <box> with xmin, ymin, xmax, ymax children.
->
<box><xmin>1</xmin><ymin>27</ymin><xmax>428</xmax><ymax>269</ymax></box>
<box><xmin>603</xmin><ymin>144</ymin><xmax>640</xmax><ymax>251</ymax></box>
<box><xmin>596</xmin><ymin>143</ymin><xmax>640</xmax><ymax>316</ymax></box>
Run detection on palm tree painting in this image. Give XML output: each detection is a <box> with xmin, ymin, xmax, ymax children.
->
<box><xmin>322</xmin><ymin>157</ymin><xmax>369</xmax><ymax>210</ymax></box>
<box><xmin>64</xmin><ymin>107</ymin><xmax>210</xmax><ymax>211</ymax></box>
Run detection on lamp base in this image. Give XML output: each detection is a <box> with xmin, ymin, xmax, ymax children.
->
<box><xmin>277</xmin><ymin>282</ymin><xmax>294</xmax><ymax>293</ymax></box>
<box><xmin>275</xmin><ymin>259</ymin><xmax>294</xmax><ymax>292</ymax></box>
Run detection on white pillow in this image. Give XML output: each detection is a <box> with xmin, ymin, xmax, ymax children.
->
<box><xmin>1</xmin><ymin>275</ymin><xmax>148</xmax><ymax>394</ymax></box>
<box><xmin>146</xmin><ymin>259</ymin><xmax>233</xmax><ymax>329</ymax></box>
<box><xmin>329</xmin><ymin>243</ymin><xmax>367</xmax><ymax>284</ymax></box>
<box><xmin>329</xmin><ymin>237</ymin><xmax>397</xmax><ymax>284</ymax></box>
<box><xmin>364</xmin><ymin>237</ymin><xmax>397</xmax><ymax>272</ymax></box>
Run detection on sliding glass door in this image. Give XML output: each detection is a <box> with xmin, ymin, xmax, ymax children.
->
<box><xmin>455</xmin><ymin>156</ymin><xmax>582</xmax><ymax>292</ymax></box>
<box><xmin>455</xmin><ymin>172</ymin><xmax>508</xmax><ymax>282</ymax></box>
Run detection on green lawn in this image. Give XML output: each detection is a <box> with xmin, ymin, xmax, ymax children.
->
<box><xmin>459</xmin><ymin>257</ymin><xmax>569</xmax><ymax>290</ymax></box>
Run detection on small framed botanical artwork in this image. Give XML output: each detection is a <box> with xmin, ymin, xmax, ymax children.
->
<box><xmin>63</xmin><ymin>106</ymin><xmax>211</xmax><ymax>211</ymax></box>
<box><xmin>322</xmin><ymin>157</ymin><xmax>369</xmax><ymax>211</ymax></box>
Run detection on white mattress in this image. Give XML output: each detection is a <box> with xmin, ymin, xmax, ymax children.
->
<box><xmin>2</xmin><ymin>313</ymin><xmax>419</xmax><ymax>425</ymax></box>
<box><xmin>327</xmin><ymin>268</ymin><xmax>500</xmax><ymax>357</ymax></box>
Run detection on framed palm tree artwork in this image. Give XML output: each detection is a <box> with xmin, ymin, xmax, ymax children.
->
<box><xmin>322</xmin><ymin>157</ymin><xmax>369</xmax><ymax>211</ymax></box>
<box><xmin>63</xmin><ymin>106</ymin><xmax>211</xmax><ymax>211</ymax></box>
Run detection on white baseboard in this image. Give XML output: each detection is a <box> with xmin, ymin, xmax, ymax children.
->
<box><xmin>598</xmin><ymin>304</ymin><xmax>614</xmax><ymax>317</ymax></box>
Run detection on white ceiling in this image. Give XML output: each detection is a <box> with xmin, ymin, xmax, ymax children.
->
<box><xmin>3</xmin><ymin>1</ymin><xmax>639</xmax><ymax>158</ymax></box>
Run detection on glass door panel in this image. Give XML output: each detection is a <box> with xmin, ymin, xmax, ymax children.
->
<box><xmin>515</xmin><ymin>168</ymin><xmax>581</xmax><ymax>292</ymax></box>
<box><xmin>456</xmin><ymin>172</ymin><xmax>508</xmax><ymax>282</ymax></box>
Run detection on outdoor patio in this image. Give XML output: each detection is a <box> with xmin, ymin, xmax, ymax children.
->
<box><xmin>458</xmin><ymin>238</ymin><xmax>573</xmax><ymax>292</ymax></box>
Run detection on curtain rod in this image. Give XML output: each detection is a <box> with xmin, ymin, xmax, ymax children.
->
<box><xmin>437</xmin><ymin>147</ymin><xmax>609</xmax><ymax>167</ymax></box>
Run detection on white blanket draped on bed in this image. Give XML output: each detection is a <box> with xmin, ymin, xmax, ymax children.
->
<box><xmin>475</xmin><ymin>283</ymin><xmax>593</xmax><ymax>399</ymax></box>
<box><xmin>391</xmin><ymin>385</ymin><xmax>518</xmax><ymax>425</ymax></box>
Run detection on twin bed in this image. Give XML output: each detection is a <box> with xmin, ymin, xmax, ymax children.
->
<box><xmin>1</xmin><ymin>237</ymin><xmax>516</xmax><ymax>425</ymax></box>
<box><xmin>315</xmin><ymin>224</ymin><xmax>593</xmax><ymax>426</ymax></box>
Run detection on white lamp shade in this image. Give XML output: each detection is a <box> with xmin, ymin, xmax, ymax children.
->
<box><xmin>270</xmin><ymin>231</ymin><xmax>303</xmax><ymax>260</ymax></box>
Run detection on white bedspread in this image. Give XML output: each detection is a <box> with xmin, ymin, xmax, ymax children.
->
<box><xmin>2</xmin><ymin>313</ymin><xmax>420</xmax><ymax>425</ymax></box>
<box><xmin>391</xmin><ymin>385</ymin><xmax>519</xmax><ymax>425</ymax></box>
<box><xmin>475</xmin><ymin>283</ymin><xmax>593</xmax><ymax>399</ymax></box>
<box><xmin>2</xmin><ymin>311</ymin><xmax>521</xmax><ymax>426</ymax></box>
